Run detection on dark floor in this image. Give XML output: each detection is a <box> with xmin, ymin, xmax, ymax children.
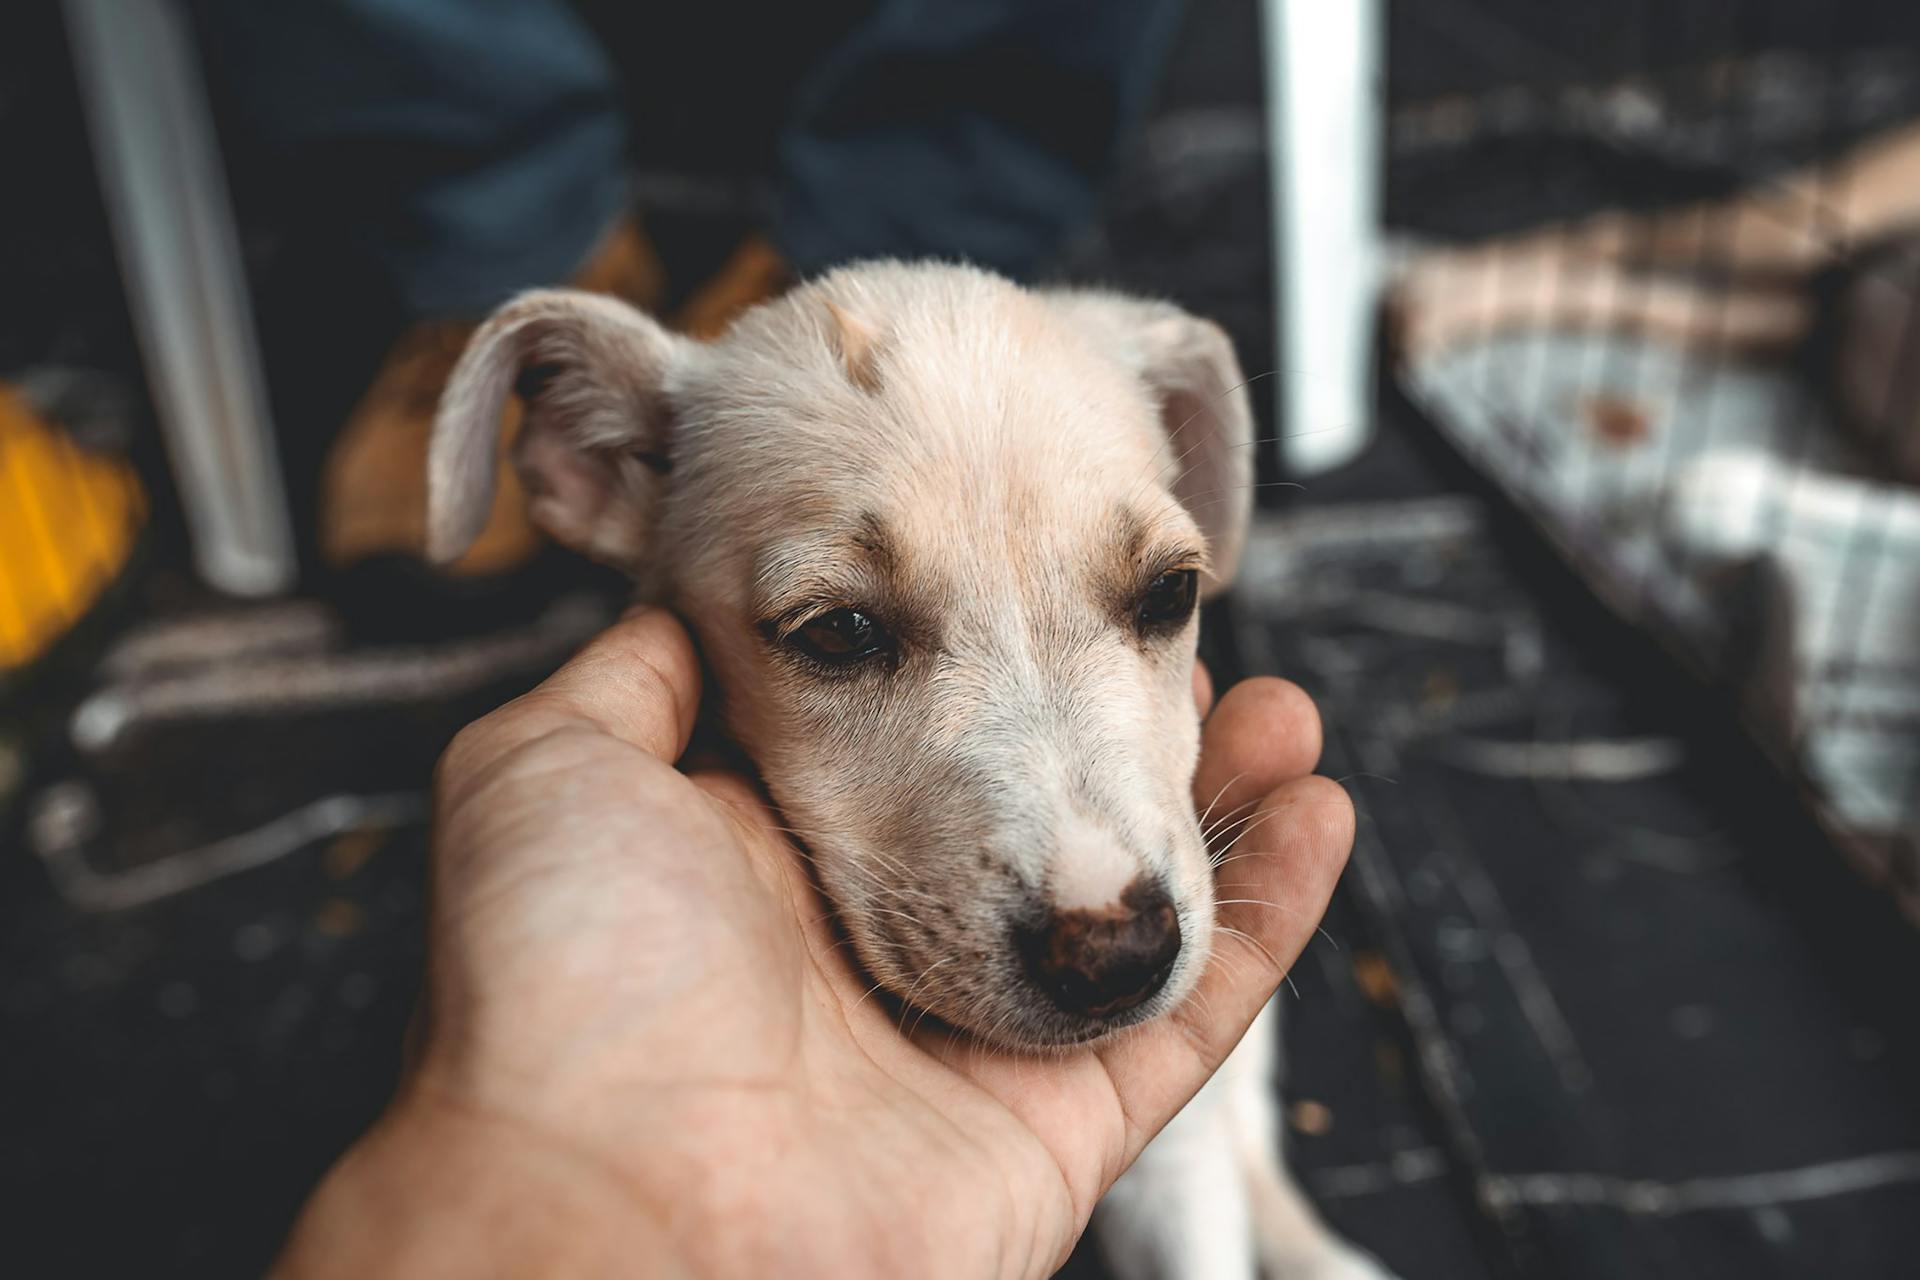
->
<box><xmin>1228</xmin><ymin>482</ymin><xmax>1920</xmax><ymax>1280</ymax></box>
<box><xmin>5</xmin><ymin>2</ymin><xmax>1920</xmax><ymax>1277</ymax></box>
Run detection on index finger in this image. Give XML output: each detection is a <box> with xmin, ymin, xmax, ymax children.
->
<box><xmin>442</xmin><ymin>606</ymin><xmax>704</xmax><ymax>783</ymax></box>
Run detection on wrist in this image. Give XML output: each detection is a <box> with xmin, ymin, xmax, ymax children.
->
<box><xmin>275</xmin><ymin>1082</ymin><xmax>693</xmax><ymax>1279</ymax></box>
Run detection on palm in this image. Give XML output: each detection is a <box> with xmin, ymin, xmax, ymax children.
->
<box><xmin>415</xmin><ymin>611</ymin><xmax>1350</xmax><ymax>1279</ymax></box>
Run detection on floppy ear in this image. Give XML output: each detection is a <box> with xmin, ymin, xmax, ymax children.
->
<box><xmin>428</xmin><ymin>289</ymin><xmax>691</xmax><ymax>572</ymax></box>
<box><xmin>1045</xmin><ymin>291</ymin><xmax>1255</xmax><ymax>597</ymax></box>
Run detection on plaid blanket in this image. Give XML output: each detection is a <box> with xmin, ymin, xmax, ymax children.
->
<box><xmin>1406</xmin><ymin>332</ymin><xmax>1920</xmax><ymax>922</ymax></box>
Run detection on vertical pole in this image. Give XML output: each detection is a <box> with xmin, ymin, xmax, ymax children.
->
<box><xmin>65</xmin><ymin>0</ymin><xmax>296</xmax><ymax>596</ymax></box>
<box><xmin>1262</xmin><ymin>0</ymin><xmax>1383</xmax><ymax>476</ymax></box>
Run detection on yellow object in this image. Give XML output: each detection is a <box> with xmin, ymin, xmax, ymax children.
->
<box><xmin>0</xmin><ymin>384</ymin><xmax>144</xmax><ymax>670</ymax></box>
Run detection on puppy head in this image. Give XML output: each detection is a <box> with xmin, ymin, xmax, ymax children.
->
<box><xmin>431</xmin><ymin>262</ymin><xmax>1254</xmax><ymax>1047</ymax></box>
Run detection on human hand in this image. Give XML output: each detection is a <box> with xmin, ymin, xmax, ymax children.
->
<box><xmin>276</xmin><ymin>607</ymin><xmax>1353</xmax><ymax>1278</ymax></box>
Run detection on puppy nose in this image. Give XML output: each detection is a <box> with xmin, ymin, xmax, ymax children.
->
<box><xmin>1018</xmin><ymin>878</ymin><xmax>1181</xmax><ymax>1019</ymax></box>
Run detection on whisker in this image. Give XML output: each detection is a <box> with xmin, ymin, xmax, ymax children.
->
<box><xmin>1135</xmin><ymin>414</ymin><xmax>1373</xmax><ymax>511</ymax></box>
<box><xmin>849</xmin><ymin>975</ymin><xmax>893</xmax><ymax>1016</ymax></box>
<box><xmin>1207</xmin><ymin>945</ymin><xmax>1249</xmax><ymax>986</ymax></box>
<box><xmin>895</xmin><ymin>958</ymin><xmax>956</xmax><ymax>1038</ymax></box>
<box><xmin>1204</xmin><ymin>803</ymin><xmax>1271</xmax><ymax>848</ymax></box>
<box><xmin>863</xmin><ymin>843</ymin><xmax>914</xmax><ymax>878</ymax></box>
<box><xmin>1217</xmin><ymin>923</ymin><xmax>1283</xmax><ymax>971</ymax></box>
<box><xmin>907</xmin><ymin>1000</ymin><xmax>941</xmax><ymax>1041</ymax></box>
<box><xmin>1215</xmin><ymin>897</ymin><xmax>1313</xmax><ymax>925</ymax></box>
<box><xmin>1182</xmin><ymin>480</ymin><xmax>1312</xmax><ymax>518</ymax></box>
<box><xmin>1195</xmin><ymin>772</ymin><xmax>1247</xmax><ymax>837</ymax></box>
<box><xmin>1219</xmin><ymin>923</ymin><xmax>1300</xmax><ymax>998</ymax></box>
<box><xmin>857</xmin><ymin>904</ymin><xmax>936</xmax><ymax>930</ymax></box>
<box><xmin>1206</xmin><ymin>805</ymin><xmax>1291</xmax><ymax>863</ymax></box>
<box><xmin>1125</xmin><ymin>371</ymin><xmax>1282</xmax><ymax>507</ymax></box>
<box><xmin>1201</xmin><ymin>797</ymin><xmax>1261</xmax><ymax>844</ymax></box>
<box><xmin>1217</xmin><ymin>890</ymin><xmax>1341</xmax><ymax>955</ymax></box>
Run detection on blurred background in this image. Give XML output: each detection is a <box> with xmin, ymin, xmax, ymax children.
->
<box><xmin>4</xmin><ymin>1</ymin><xmax>1919</xmax><ymax>1276</ymax></box>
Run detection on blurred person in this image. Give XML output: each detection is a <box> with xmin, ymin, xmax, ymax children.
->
<box><xmin>189</xmin><ymin>0</ymin><xmax>1187</xmax><ymax>580</ymax></box>
<box><xmin>4</xmin><ymin>1</ymin><xmax>1183</xmax><ymax>670</ymax></box>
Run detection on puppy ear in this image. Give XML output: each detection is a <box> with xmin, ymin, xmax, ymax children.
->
<box><xmin>428</xmin><ymin>289</ymin><xmax>690</xmax><ymax>571</ymax></box>
<box><xmin>1046</xmin><ymin>291</ymin><xmax>1255</xmax><ymax>597</ymax></box>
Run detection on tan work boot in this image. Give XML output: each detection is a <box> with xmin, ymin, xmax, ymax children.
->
<box><xmin>672</xmin><ymin>234</ymin><xmax>792</xmax><ymax>340</ymax></box>
<box><xmin>318</xmin><ymin>215</ymin><xmax>667</xmax><ymax>575</ymax></box>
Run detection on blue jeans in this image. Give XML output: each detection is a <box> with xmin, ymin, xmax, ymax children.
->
<box><xmin>193</xmin><ymin>0</ymin><xmax>1183</xmax><ymax>317</ymax></box>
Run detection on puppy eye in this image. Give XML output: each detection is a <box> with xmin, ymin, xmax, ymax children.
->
<box><xmin>1135</xmin><ymin>568</ymin><xmax>1199</xmax><ymax>634</ymax></box>
<box><xmin>788</xmin><ymin>608</ymin><xmax>892</xmax><ymax>666</ymax></box>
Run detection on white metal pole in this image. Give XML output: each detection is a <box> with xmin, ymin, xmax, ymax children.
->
<box><xmin>1262</xmin><ymin>0</ymin><xmax>1384</xmax><ymax>476</ymax></box>
<box><xmin>66</xmin><ymin>0</ymin><xmax>297</xmax><ymax>596</ymax></box>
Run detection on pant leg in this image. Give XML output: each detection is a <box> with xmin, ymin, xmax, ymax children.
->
<box><xmin>773</xmin><ymin>0</ymin><xmax>1187</xmax><ymax>280</ymax></box>
<box><xmin>191</xmin><ymin>0</ymin><xmax>627</xmax><ymax>318</ymax></box>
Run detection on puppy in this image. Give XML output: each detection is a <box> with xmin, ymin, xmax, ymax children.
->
<box><xmin>428</xmin><ymin>261</ymin><xmax>1386</xmax><ymax>1279</ymax></box>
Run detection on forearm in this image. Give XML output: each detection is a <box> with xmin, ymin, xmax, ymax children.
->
<box><xmin>274</xmin><ymin>1091</ymin><xmax>693</xmax><ymax>1279</ymax></box>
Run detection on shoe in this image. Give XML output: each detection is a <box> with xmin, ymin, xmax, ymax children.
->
<box><xmin>318</xmin><ymin>215</ymin><xmax>667</xmax><ymax>577</ymax></box>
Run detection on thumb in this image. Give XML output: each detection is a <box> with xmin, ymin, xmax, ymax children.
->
<box><xmin>1092</xmin><ymin>775</ymin><xmax>1353</xmax><ymax>1162</ymax></box>
<box><xmin>441</xmin><ymin>607</ymin><xmax>704</xmax><ymax>787</ymax></box>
